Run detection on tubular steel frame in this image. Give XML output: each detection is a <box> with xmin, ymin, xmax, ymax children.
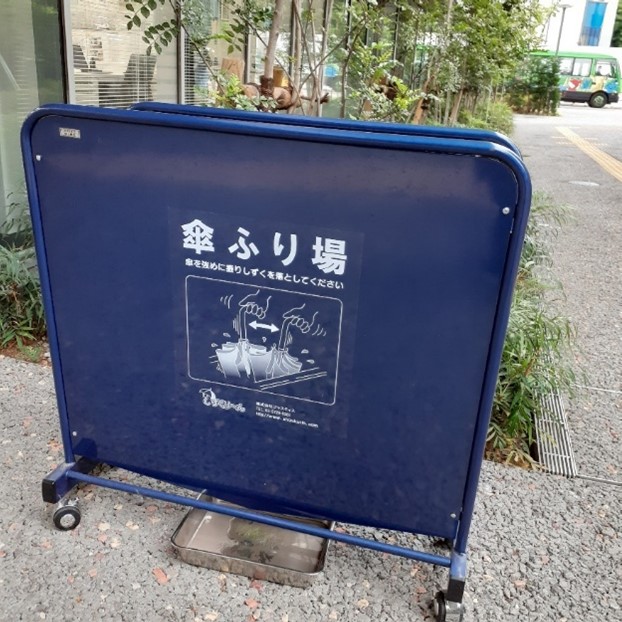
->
<box><xmin>22</xmin><ymin>104</ymin><xmax>531</xmax><ymax>615</ymax></box>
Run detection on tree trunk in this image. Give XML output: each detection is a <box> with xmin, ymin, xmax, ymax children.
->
<box><xmin>448</xmin><ymin>86</ymin><xmax>464</xmax><ymax>126</ymax></box>
<box><xmin>308</xmin><ymin>2</ymin><xmax>320</xmax><ymax>115</ymax></box>
<box><xmin>340</xmin><ymin>0</ymin><xmax>355</xmax><ymax>118</ymax></box>
<box><xmin>412</xmin><ymin>74</ymin><xmax>433</xmax><ymax>124</ymax></box>
<box><xmin>443</xmin><ymin>91</ymin><xmax>452</xmax><ymax>126</ymax></box>
<box><xmin>261</xmin><ymin>0</ymin><xmax>287</xmax><ymax>98</ymax></box>
<box><xmin>289</xmin><ymin>0</ymin><xmax>303</xmax><ymax>113</ymax></box>
<box><xmin>315</xmin><ymin>0</ymin><xmax>334</xmax><ymax>116</ymax></box>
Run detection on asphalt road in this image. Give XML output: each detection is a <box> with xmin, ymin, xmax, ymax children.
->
<box><xmin>514</xmin><ymin>102</ymin><xmax>622</xmax><ymax>482</ymax></box>
<box><xmin>518</xmin><ymin>102</ymin><xmax>622</xmax><ymax>182</ymax></box>
<box><xmin>0</xmin><ymin>105</ymin><xmax>620</xmax><ymax>622</ymax></box>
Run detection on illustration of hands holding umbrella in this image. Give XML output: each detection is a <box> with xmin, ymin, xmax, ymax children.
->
<box><xmin>215</xmin><ymin>290</ymin><xmax>327</xmax><ymax>388</ymax></box>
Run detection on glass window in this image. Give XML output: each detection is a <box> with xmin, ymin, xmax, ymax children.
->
<box><xmin>559</xmin><ymin>57</ymin><xmax>573</xmax><ymax>75</ymax></box>
<box><xmin>183</xmin><ymin>0</ymin><xmax>246</xmax><ymax>106</ymax></box>
<box><xmin>68</xmin><ymin>0</ymin><xmax>177</xmax><ymax>108</ymax></box>
<box><xmin>579</xmin><ymin>0</ymin><xmax>607</xmax><ymax>46</ymax></box>
<box><xmin>572</xmin><ymin>58</ymin><xmax>592</xmax><ymax>77</ymax></box>
<box><xmin>595</xmin><ymin>60</ymin><xmax>613</xmax><ymax>77</ymax></box>
<box><xmin>0</xmin><ymin>0</ymin><xmax>64</xmax><ymax>223</ymax></box>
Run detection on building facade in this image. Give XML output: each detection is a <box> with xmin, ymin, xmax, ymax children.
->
<box><xmin>541</xmin><ymin>0</ymin><xmax>620</xmax><ymax>52</ymax></box>
<box><xmin>1</xmin><ymin>0</ymin><xmax>335</xmax><ymax>222</ymax></box>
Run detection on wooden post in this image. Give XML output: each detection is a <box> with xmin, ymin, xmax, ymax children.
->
<box><xmin>273</xmin><ymin>67</ymin><xmax>288</xmax><ymax>87</ymax></box>
<box><xmin>221</xmin><ymin>57</ymin><xmax>245</xmax><ymax>81</ymax></box>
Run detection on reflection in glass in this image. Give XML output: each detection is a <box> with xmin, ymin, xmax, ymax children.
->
<box><xmin>69</xmin><ymin>0</ymin><xmax>177</xmax><ymax>108</ymax></box>
<box><xmin>0</xmin><ymin>0</ymin><xmax>64</xmax><ymax>222</ymax></box>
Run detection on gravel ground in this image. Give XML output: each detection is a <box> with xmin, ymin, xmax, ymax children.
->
<box><xmin>1</xmin><ymin>108</ymin><xmax>621</xmax><ymax>621</ymax></box>
<box><xmin>1</xmin><ymin>356</ymin><xmax>621</xmax><ymax>622</ymax></box>
<box><xmin>567</xmin><ymin>391</ymin><xmax>622</xmax><ymax>479</ymax></box>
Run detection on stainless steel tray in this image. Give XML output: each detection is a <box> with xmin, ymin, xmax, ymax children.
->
<box><xmin>171</xmin><ymin>494</ymin><xmax>333</xmax><ymax>588</ymax></box>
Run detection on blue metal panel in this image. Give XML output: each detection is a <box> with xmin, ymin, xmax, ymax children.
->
<box><xmin>130</xmin><ymin>102</ymin><xmax>522</xmax><ymax>156</ymax></box>
<box><xmin>22</xmin><ymin>105</ymin><xmax>530</xmax><ymax>542</ymax></box>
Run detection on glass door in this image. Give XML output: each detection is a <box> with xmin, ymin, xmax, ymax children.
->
<box><xmin>0</xmin><ymin>0</ymin><xmax>64</xmax><ymax>224</ymax></box>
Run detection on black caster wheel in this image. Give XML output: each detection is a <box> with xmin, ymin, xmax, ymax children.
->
<box><xmin>433</xmin><ymin>591</ymin><xmax>446</xmax><ymax>622</ymax></box>
<box><xmin>433</xmin><ymin>591</ymin><xmax>464</xmax><ymax>622</ymax></box>
<box><xmin>53</xmin><ymin>501</ymin><xmax>81</xmax><ymax>531</ymax></box>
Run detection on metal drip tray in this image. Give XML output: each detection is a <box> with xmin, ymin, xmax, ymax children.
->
<box><xmin>171</xmin><ymin>495</ymin><xmax>333</xmax><ymax>587</ymax></box>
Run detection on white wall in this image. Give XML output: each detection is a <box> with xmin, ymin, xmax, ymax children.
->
<box><xmin>541</xmin><ymin>0</ymin><xmax>620</xmax><ymax>51</ymax></box>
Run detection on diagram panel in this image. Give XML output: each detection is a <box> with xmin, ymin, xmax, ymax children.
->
<box><xmin>186</xmin><ymin>277</ymin><xmax>342</xmax><ymax>405</ymax></box>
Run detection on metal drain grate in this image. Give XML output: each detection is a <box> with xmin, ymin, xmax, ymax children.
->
<box><xmin>535</xmin><ymin>392</ymin><xmax>578</xmax><ymax>477</ymax></box>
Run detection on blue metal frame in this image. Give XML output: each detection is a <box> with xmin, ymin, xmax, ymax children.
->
<box><xmin>26</xmin><ymin>103</ymin><xmax>524</xmax><ymax>166</ymax></box>
<box><xmin>22</xmin><ymin>104</ymin><xmax>531</xmax><ymax>607</ymax></box>
<box><xmin>49</xmin><ymin>462</ymin><xmax>452</xmax><ymax>567</ymax></box>
<box><xmin>130</xmin><ymin>102</ymin><xmax>522</xmax><ymax>157</ymax></box>
<box><xmin>21</xmin><ymin>127</ymin><xmax>75</xmax><ymax>467</ymax></box>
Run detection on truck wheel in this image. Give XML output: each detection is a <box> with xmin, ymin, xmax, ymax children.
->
<box><xmin>588</xmin><ymin>92</ymin><xmax>608</xmax><ymax>108</ymax></box>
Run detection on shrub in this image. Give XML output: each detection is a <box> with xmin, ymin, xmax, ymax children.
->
<box><xmin>488</xmin><ymin>193</ymin><xmax>576</xmax><ymax>465</ymax></box>
<box><xmin>0</xmin><ymin>198</ymin><xmax>46</xmax><ymax>348</ymax></box>
<box><xmin>458</xmin><ymin>99</ymin><xmax>514</xmax><ymax>135</ymax></box>
<box><xmin>506</xmin><ymin>55</ymin><xmax>560</xmax><ymax>115</ymax></box>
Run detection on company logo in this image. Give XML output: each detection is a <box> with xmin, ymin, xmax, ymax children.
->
<box><xmin>200</xmin><ymin>388</ymin><xmax>246</xmax><ymax>413</ymax></box>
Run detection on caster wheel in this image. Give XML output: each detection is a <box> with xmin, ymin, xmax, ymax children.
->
<box><xmin>433</xmin><ymin>591</ymin><xmax>446</xmax><ymax>622</ymax></box>
<box><xmin>433</xmin><ymin>591</ymin><xmax>464</xmax><ymax>622</ymax></box>
<box><xmin>53</xmin><ymin>501</ymin><xmax>81</xmax><ymax>531</ymax></box>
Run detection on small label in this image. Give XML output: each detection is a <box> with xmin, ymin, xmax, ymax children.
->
<box><xmin>59</xmin><ymin>128</ymin><xmax>81</xmax><ymax>139</ymax></box>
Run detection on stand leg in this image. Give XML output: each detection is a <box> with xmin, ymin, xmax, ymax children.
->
<box><xmin>433</xmin><ymin>551</ymin><xmax>466</xmax><ymax>622</ymax></box>
<box><xmin>42</xmin><ymin>457</ymin><xmax>97</xmax><ymax>503</ymax></box>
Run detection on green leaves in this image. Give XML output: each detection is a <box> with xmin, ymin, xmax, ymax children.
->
<box><xmin>489</xmin><ymin>193</ymin><xmax>576</xmax><ymax>465</ymax></box>
<box><xmin>0</xmin><ymin>200</ymin><xmax>46</xmax><ymax>348</ymax></box>
<box><xmin>125</xmin><ymin>0</ymin><xmax>166</xmax><ymax>31</ymax></box>
<box><xmin>458</xmin><ymin>101</ymin><xmax>514</xmax><ymax>135</ymax></box>
<box><xmin>127</xmin><ymin>1</ymin><xmax>224</xmax><ymax>57</ymax></box>
<box><xmin>138</xmin><ymin>19</ymin><xmax>179</xmax><ymax>55</ymax></box>
<box><xmin>507</xmin><ymin>55</ymin><xmax>560</xmax><ymax>115</ymax></box>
